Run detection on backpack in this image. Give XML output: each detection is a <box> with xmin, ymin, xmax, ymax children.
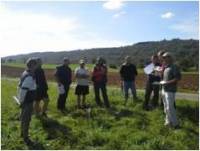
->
<box><xmin>18</xmin><ymin>71</ymin><xmax>31</xmax><ymax>88</ymax></box>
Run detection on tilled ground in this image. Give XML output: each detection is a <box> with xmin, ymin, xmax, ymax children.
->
<box><xmin>1</xmin><ymin>65</ymin><xmax>198</xmax><ymax>92</ymax></box>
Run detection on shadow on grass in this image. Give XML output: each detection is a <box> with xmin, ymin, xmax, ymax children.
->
<box><xmin>177</xmin><ymin>105</ymin><xmax>199</xmax><ymax>124</ymax></box>
<box><xmin>39</xmin><ymin>117</ymin><xmax>72</xmax><ymax>140</ymax></box>
<box><xmin>26</xmin><ymin>141</ymin><xmax>45</xmax><ymax>150</ymax></box>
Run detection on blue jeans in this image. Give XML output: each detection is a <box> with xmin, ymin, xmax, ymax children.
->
<box><xmin>123</xmin><ymin>81</ymin><xmax>137</xmax><ymax>100</ymax></box>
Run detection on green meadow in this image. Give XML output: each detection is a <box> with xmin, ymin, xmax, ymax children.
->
<box><xmin>1</xmin><ymin>77</ymin><xmax>199</xmax><ymax>150</ymax></box>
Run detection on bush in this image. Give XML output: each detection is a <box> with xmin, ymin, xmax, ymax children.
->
<box><xmin>109</xmin><ymin>64</ymin><xmax>117</xmax><ymax>69</ymax></box>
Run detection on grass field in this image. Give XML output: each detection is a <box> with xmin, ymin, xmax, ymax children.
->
<box><xmin>1</xmin><ymin>77</ymin><xmax>199</xmax><ymax>150</ymax></box>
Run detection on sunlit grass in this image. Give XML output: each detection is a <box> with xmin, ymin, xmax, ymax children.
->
<box><xmin>1</xmin><ymin>78</ymin><xmax>199</xmax><ymax>150</ymax></box>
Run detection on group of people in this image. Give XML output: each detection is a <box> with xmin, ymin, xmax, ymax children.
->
<box><xmin>17</xmin><ymin>50</ymin><xmax>181</xmax><ymax>144</ymax></box>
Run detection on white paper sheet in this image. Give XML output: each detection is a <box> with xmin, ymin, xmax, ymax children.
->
<box><xmin>144</xmin><ymin>63</ymin><xmax>155</xmax><ymax>75</ymax></box>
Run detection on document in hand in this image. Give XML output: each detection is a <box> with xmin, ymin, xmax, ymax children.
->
<box><xmin>58</xmin><ymin>84</ymin><xmax>65</xmax><ymax>94</ymax></box>
<box><xmin>152</xmin><ymin>81</ymin><xmax>167</xmax><ymax>85</ymax></box>
<box><xmin>144</xmin><ymin>63</ymin><xmax>155</xmax><ymax>75</ymax></box>
<box><xmin>13</xmin><ymin>96</ymin><xmax>21</xmax><ymax>105</ymax></box>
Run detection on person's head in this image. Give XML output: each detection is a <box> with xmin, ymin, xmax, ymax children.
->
<box><xmin>26</xmin><ymin>58</ymin><xmax>37</xmax><ymax>72</ymax></box>
<box><xmin>79</xmin><ymin>59</ymin><xmax>85</xmax><ymax>68</ymax></box>
<box><xmin>162</xmin><ymin>52</ymin><xmax>173</xmax><ymax>65</ymax></box>
<box><xmin>96</xmin><ymin>57</ymin><xmax>104</xmax><ymax>65</ymax></box>
<box><xmin>125</xmin><ymin>56</ymin><xmax>131</xmax><ymax>64</ymax></box>
<box><xmin>36</xmin><ymin>57</ymin><xmax>42</xmax><ymax>68</ymax></box>
<box><xmin>63</xmin><ymin>57</ymin><xmax>70</xmax><ymax>66</ymax></box>
<box><xmin>157</xmin><ymin>50</ymin><xmax>166</xmax><ymax>63</ymax></box>
<box><xmin>151</xmin><ymin>54</ymin><xmax>159</xmax><ymax>64</ymax></box>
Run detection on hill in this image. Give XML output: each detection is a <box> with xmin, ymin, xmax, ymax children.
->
<box><xmin>2</xmin><ymin>39</ymin><xmax>199</xmax><ymax>71</ymax></box>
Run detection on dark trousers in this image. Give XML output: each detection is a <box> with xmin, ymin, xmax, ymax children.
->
<box><xmin>57</xmin><ymin>85</ymin><xmax>70</xmax><ymax>110</ymax></box>
<box><xmin>94</xmin><ymin>83</ymin><xmax>110</xmax><ymax>108</ymax></box>
<box><xmin>144</xmin><ymin>81</ymin><xmax>159</xmax><ymax>107</ymax></box>
<box><xmin>21</xmin><ymin>102</ymin><xmax>33</xmax><ymax>138</ymax></box>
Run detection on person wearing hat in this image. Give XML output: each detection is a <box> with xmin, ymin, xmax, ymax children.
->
<box><xmin>18</xmin><ymin>58</ymin><xmax>37</xmax><ymax>144</ymax></box>
<box><xmin>92</xmin><ymin>57</ymin><xmax>110</xmax><ymax>108</ymax></box>
<box><xmin>160</xmin><ymin>52</ymin><xmax>181</xmax><ymax>128</ymax></box>
<box><xmin>74</xmin><ymin>59</ymin><xmax>90</xmax><ymax>109</ymax></box>
<box><xmin>119</xmin><ymin>56</ymin><xmax>138</xmax><ymax>105</ymax></box>
<box><xmin>55</xmin><ymin>57</ymin><xmax>72</xmax><ymax>113</ymax></box>
<box><xmin>34</xmin><ymin>58</ymin><xmax>49</xmax><ymax>117</ymax></box>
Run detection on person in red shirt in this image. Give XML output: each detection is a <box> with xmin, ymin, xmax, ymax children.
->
<box><xmin>92</xmin><ymin>57</ymin><xmax>110</xmax><ymax>108</ymax></box>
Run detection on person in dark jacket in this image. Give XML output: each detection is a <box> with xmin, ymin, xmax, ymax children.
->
<box><xmin>18</xmin><ymin>58</ymin><xmax>37</xmax><ymax>144</ymax></box>
<box><xmin>120</xmin><ymin>56</ymin><xmax>138</xmax><ymax>105</ymax></box>
<box><xmin>92</xmin><ymin>57</ymin><xmax>110</xmax><ymax>108</ymax></box>
<box><xmin>55</xmin><ymin>57</ymin><xmax>72</xmax><ymax>112</ymax></box>
<box><xmin>143</xmin><ymin>54</ymin><xmax>161</xmax><ymax>110</ymax></box>
<box><xmin>34</xmin><ymin>58</ymin><xmax>49</xmax><ymax>117</ymax></box>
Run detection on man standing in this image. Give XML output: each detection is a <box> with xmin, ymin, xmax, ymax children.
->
<box><xmin>143</xmin><ymin>55</ymin><xmax>161</xmax><ymax>110</ymax></box>
<box><xmin>157</xmin><ymin>50</ymin><xmax>166</xmax><ymax>106</ymax></box>
<box><xmin>161</xmin><ymin>52</ymin><xmax>181</xmax><ymax>128</ymax></box>
<box><xmin>55</xmin><ymin>57</ymin><xmax>72</xmax><ymax>113</ymax></box>
<box><xmin>18</xmin><ymin>58</ymin><xmax>37</xmax><ymax>144</ymax></box>
<box><xmin>120</xmin><ymin>56</ymin><xmax>138</xmax><ymax>105</ymax></box>
<box><xmin>92</xmin><ymin>57</ymin><xmax>110</xmax><ymax>108</ymax></box>
<box><xmin>34</xmin><ymin>58</ymin><xmax>49</xmax><ymax>117</ymax></box>
<box><xmin>74</xmin><ymin>59</ymin><xmax>90</xmax><ymax>109</ymax></box>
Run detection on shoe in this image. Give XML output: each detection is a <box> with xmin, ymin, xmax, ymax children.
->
<box><xmin>143</xmin><ymin>105</ymin><xmax>149</xmax><ymax>111</ymax></box>
<box><xmin>23</xmin><ymin>137</ymin><xmax>33</xmax><ymax>145</ymax></box>
<box><xmin>173</xmin><ymin>125</ymin><xmax>180</xmax><ymax>129</ymax></box>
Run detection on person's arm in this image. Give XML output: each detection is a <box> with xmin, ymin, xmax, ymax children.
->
<box><xmin>134</xmin><ymin>65</ymin><xmax>138</xmax><ymax>76</ymax></box>
<box><xmin>69</xmin><ymin>68</ymin><xmax>72</xmax><ymax>84</ymax></box>
<box><xmin>42</xmin><ymin>69</ymin><xmax>48</xmax><ymax>90</ymax></box>
<box><xmin>54</xmin><ymin>67</ymin><xmax>62</xmax><ymax>85</ymax></box>
<box><xmin>119</xmin><ymin>65</ymin><xmax>124</xmax><ymax>80</ymax></box>
<box><xmin>91</xmin><ymin>67</ymin><xmax>96</xmax><ymax>82</ymax></box>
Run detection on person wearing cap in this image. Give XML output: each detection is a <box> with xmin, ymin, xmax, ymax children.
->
<box><xmin>34</xmin><ymin>58</ymin><xmax>49</xmax><ymax>117</ymax></box>
<box><xmin>119</xmin><ymin>56</ymin><xmax>138</xmax><ymax>105</ymax></box>
<box><xmin>92</xmin><ymin>57</ymin><xmax>110</xmax><ymax>108</ymax></box>
<box><xmin>18</xmin><ymin>58</ymin><xmax>37</xmax><ymax>144</ymax></box>
<box><xmin>143</xmin><ymin>54</ymin><xmax>161</xmax><ymax>110</ymax></box>
<box><xmin>55</xmin><ymin>57</ymin><xmax>72</xmax><ymax>113</ymax></box>
<box><xmin>74</xmin><ymin>59</ymin><xmax>90</xmax><ymax>109</ymax></box>
<box><xmin>161</xmin><ymin>52</ymin><xmax>181</xmax><ymax>128</ymax></box>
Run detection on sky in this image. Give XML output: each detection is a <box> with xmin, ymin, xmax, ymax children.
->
<box><xmin>0</xmin><ymin>0</ymin><xmax>199</xmax><ymax>57</ymax></box>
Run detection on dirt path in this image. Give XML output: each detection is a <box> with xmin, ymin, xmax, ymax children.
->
<box><xmin>137</xmin><ymin>89</ymin><xmax>199</xmax><ymax>102</ymax></box>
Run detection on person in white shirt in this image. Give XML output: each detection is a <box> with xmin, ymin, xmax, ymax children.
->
<box><xmin>75</xmin><ymin>59</ymin><xmax>90</xmax><ymax>109</ymax></box>
<box><xmin>18</xmin><ymin>58</ymin><xmax>37</xmax><ymax>144</ymax></box>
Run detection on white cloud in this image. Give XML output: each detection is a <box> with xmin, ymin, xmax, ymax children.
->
<box><xmin>161</xmin><ymin>12</ymin><xmax>174</xmax><ymax>19</ymax></box>
<box><xmin>113</xmin><ymin>11</ymin><xmax>126</xmax><ymax>18</ymax></box>
<box><xmin>103</xmin><ymin>0</ymin><xmax>124</xmax><ymax>10</ymax></box>
<box><xmin>0</xmin><ymin>3</ymin><xmax>129</xmax><ymax>57</ymax></box>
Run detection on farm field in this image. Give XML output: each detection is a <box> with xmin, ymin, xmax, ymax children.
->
<box><xmin>2</xmin><ymin>62</ymin><xmax>198</xmax><ymax>74</ymax></box>
<box><xmin>1</xmin><ymin>78</ymin><xmax>199</xmax><ymax>150</ymax></box>
<box><xmin>1</xmin><ymin>65</ymin><xmax>199</xmax><ymax>93</ymax></box>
